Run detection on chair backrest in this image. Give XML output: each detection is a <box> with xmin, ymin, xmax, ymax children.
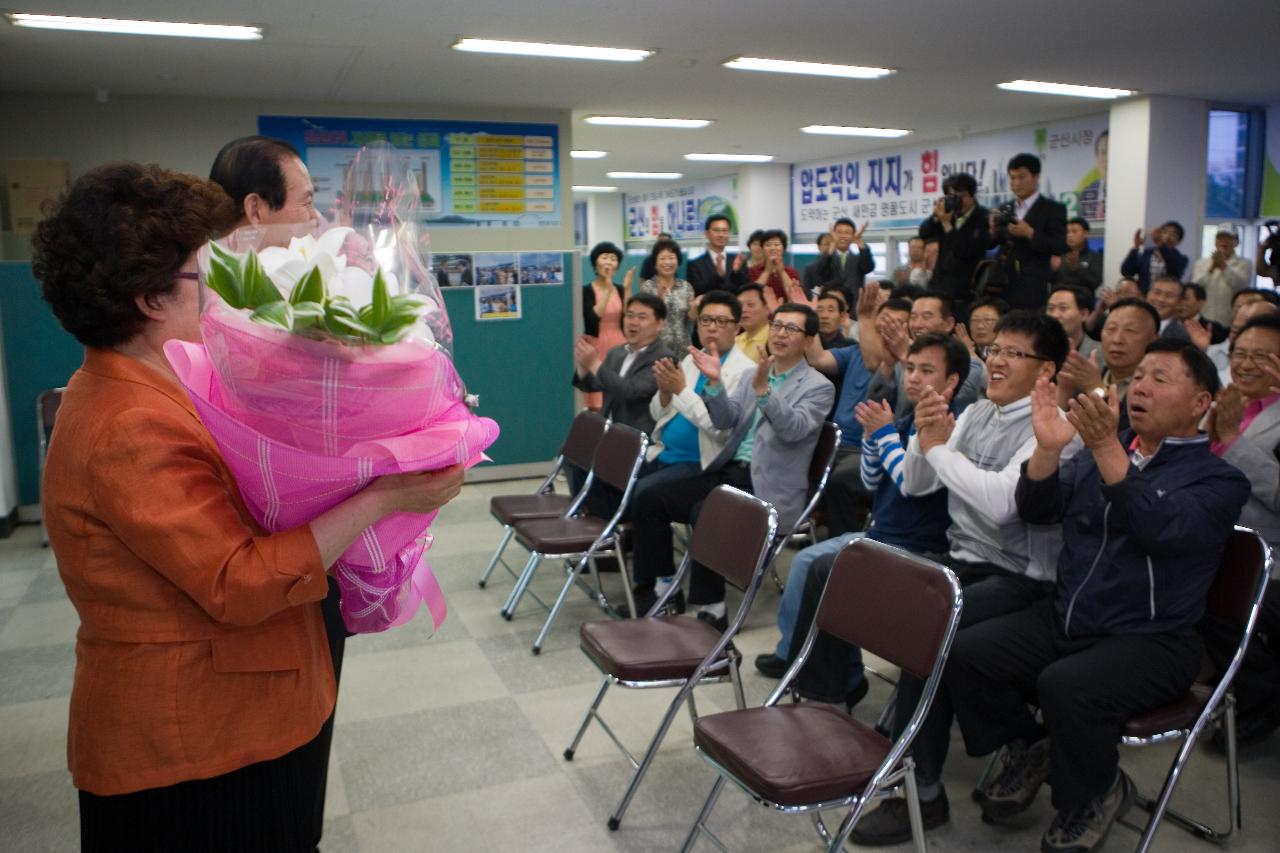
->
<box><xmin>687</xmin><ymin>485</ymin><xmax>779</xmax><ymax>592</ymax></box>
<box><xmin>1206</xmin><ymin>528</ymin><xmax>1271</xmax><ymax>627</ymax></box>
<box><xmin>592</xmin><ymin>422</ymin><xmax>646</xmax><ymax>492</ymax></box>
<box><xmin>807</xmin><ymin>421</ymin><xmax>841</xmax><ymax>489</ymax></box>
<box><xmin>817</xmin><ymin>538</ymin><xmax>961</xmax><ymax>680</ymax></box>
<box><xmin>561</xmin><ymin>410</ymin><xmax>609</xmax><ymax>472</ymax></box>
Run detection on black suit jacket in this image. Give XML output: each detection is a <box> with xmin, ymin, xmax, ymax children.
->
<box><xmin>571</xmin><ymin>341</ymin><xmax>671</xmax><ymax>434</ymax></box>
<box><xmin>989</xmin><ymin>195</ymin><xmax>1068</xmax><ymax>309</ymax></box>
<box><xmin>919</xmin><ymin>203</ymin><xmax>991</xmax><ymax>301</ymax></box>
<box><xmin>686</xmin><ymin>252</ymin><xmax>746</xmax><ymax>295</ymax></box>
<box><xmin>807</xmin><ymin>248</ymin><xmax>874</xmax><ymax>293</ymax></box>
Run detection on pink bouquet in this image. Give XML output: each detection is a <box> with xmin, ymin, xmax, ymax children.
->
<box><xmin>165</xmin><ymin>144</ymin><xmax>499</xmax><ymax>633</ymax></box>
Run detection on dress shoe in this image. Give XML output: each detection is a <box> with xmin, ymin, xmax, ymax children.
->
<box><xmin>754</xmin><ymin>653</ymin><xmax>788</xmax><ymax>679</ymax></box>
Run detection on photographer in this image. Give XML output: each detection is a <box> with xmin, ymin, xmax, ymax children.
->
<box><xmin>1258</xmin><ymin>220</ymin><xmax>1280</xmax><ymax>286</ymax></box>
<box><xmin>919</xmin><ymin>172</ymin><xmax>990</xmax><ymax>314</ymax></box>
<box><xmin>986</xmin><ymin>153</ymin><xmax>1068</xmax><ymax>310</ymax></box>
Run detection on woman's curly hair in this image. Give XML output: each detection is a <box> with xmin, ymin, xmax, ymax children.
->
<box><xmin>32</xmin><ymin>162</ymin><xmax>236</xmax><ymax>348</ymax></box>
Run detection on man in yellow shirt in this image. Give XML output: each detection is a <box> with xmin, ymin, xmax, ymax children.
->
<box><xmin>734</xmin><ymin>284</ymin><xmax>771</xmax><ymax>362</ymax></box>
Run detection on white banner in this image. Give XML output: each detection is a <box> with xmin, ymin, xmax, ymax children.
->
<box><xmin>625</xmin><ymin>175</ymin><xmax>740</xmax><ymax>246</ymax></box>
<box><xmin>791</xmin><ymin>114</ymin><xmax>1109</xmax><ymax>237</ymax></box>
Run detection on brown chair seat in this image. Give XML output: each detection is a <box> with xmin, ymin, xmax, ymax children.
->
<box><xmin>694</xmin><ymin>704</ymin><xmax>891</xmax><ymax>806</ymax></box>
<box><xmin>580</xmin><ymin>615</ymin><xmax>725</xmax><ymax>681</ymax></box>
<box><xmin>490</xmin><ymin>493</ymin><xmax>572</xmax><ymax>525</ymax></box>
<box><xmin>1123</xmin><ymin>684</ymin><xmax>1212</xmax><ymax>739</ymax></box>
<box><xmin>514</xmin><ymin>516</ymin><xmax>608</xmax><ymax>553</ymax></box>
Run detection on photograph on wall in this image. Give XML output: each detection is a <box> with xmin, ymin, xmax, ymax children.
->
<box><xmin>518</xmin><ymin>251</ymin><xmax>564</xmax><ymax>285</ymax></box>
<box><xmin>474</xmin><ymin>251</ymin><xmax>521</xmax><ymax>285</ymax></box>
<box><xmin>475</xmin><ymin>284</ymin><xmax>522</xmax><ymax>321</ymax></box>
<box><xmin>433</xmin><ymin>253</ymin><xmax>475</xmax><ymax>287</ymax></box>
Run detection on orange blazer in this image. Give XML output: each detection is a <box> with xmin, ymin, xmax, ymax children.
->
<box><xmin>43</xmin><ymin>348</ymin><xmax>335</xmax><ymax>796</ymax></box>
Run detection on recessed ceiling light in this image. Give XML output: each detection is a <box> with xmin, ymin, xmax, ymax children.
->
<box><xmin>585</xmin><ymin>116</ymin><xmax>712</xmax><ymax>129</ymax></box>
<box><xmin>4</xmin><ymin>13</ymin><xmax>263</xmax><ymax>40</ymax></box>
<box><xmin>452</xmin><ymin>38</ymin><xmax>651</xmax><ymax>62</ymax></box>
<box><xmin>723</xmin><ymin>56</ymin><xmax>894</xmax><ymax>80</ymax></box>
<box><xmin>684</xmin><ymin>153</ymin><xmax>774</xmax><ymax>163</ymax></box>
<box><xmin>570</xmin><ymin>150</ymin><xmax>609</xmax><ymax>159</ymax></box>
<box><xmin>800</xmin><ymin>125</ymin><xmax>912</xmax><ymax>138</ymax></box>
<box><xmin>607</xmin><ymin>171</ymin><xmax>684</xmax><ymax>180</ymax></box>
<box><xmin>997</xmin><ymin>80</ymin><xmax>1134</xmax><ymax>100</ymax></box>
<box><xmin>572</xmin><ymin>185</ymin><xmax>619</xmax><ymax>193</ymax></box>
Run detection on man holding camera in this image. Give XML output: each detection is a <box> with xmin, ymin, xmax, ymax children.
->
<box><xmin>919</xmin><ymin>173</ymin><xmax>990</xmax><ymax>314</ymax></box>
<box><xmin>987</xmin><ymin>153</ymin><xmax>1069</xmax><ymax>311</ymax></box>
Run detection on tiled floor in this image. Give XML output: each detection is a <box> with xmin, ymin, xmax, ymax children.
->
<box><xmin>2</xmin><ymin>478</ymin><xmax>1278</xmax><ymax>852</ymax></box>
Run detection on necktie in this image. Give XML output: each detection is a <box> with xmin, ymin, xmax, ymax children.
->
<box><xmin>715</xmin><ymin>253</ymin><xmax>725</xmax><ymax>276</ymax></box>
<box><xmin>839</xmin><ymin>252</ymin><xmax>847</xmax><ymax>271</ymax></box>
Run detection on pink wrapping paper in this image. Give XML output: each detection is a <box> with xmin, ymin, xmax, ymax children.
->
<box><xmin>165</xmin><ymin>301</ymin><xmax>500</xmax><ymax>633</ymax></box>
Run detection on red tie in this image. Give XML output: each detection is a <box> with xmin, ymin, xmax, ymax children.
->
<box><xmin>715</xmin><ymin>253</ymin><xmax>725</xmax><ymax>276</ymax></box>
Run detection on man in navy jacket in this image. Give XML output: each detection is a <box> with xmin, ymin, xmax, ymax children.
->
<box><xmin>947</xmin><ymin>339</ymin><xmax>1249</xmax><ymax>853</ymax></box>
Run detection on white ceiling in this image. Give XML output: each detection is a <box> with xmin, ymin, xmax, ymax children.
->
<box><xmin>2</xmin><ymin>0</ymin><xmax>1278</xmax><ymax>194</ymax></box>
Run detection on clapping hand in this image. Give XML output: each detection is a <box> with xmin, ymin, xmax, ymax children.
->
<box><xmin>573</xmin><ymin>336</ymin><xmax>600</xmax><ymax>371</ymax></box>
<box><xmin>1184</xmin><ymin>317</ymin><xmax>1211</xmax><ymax>352</ymax></box>
<box><xmin>752</xmin><ymin>349</ymin><xmax>774</xmax><ymax>396</ymax></box>
<box><xmin>1058</xmin><ymin>350</ymin><xmax>1102</xmax><ymax>396</ymax></box>
<box><xmin>1065</xmin><ymin>385</ymin><xmax>1120</xmax><ymax>449</ymax></box>
<box><xmin>855</xmin><ymin>399</ymin><xmax>895</xmax><ymax>435</ymax></box>
<box><xmin>1210</xmin><ymin>385</ymin><xmax>1245</xmax><ymax>444</ymax></box>
<box><xmin>855</xmin><ymin>282</ymin><xmax>879</xmax><ymax>320</ymax></box>
<box><xmin>1031</xmin><ymin>378</ymin><xmax>1075</xmax><ymax>452</ymax></box>
<box><xmin>915</xmin><ymin>388</ymin><xmax>955</xmax><ymax>453</ymax></box>
<box><xmin>688</xmin><ymin>339</ymin><xmax>722</xmax><ymax>384</ymax></box>
<box><xmin>652</xmin><ymin>357</ymin><xmax>686</xmax><ymax>395</ymax></box>
<box><xmin>623</xmin><ymin>267</ymin><xmax>635</xmax><ymax>290</ymax></box>
<box><xmin>954</xmin><ymin>322</ymin><xmax>976</xmax><ymax>356</ymax></box>
<box><xmin>1263</xmin><ymin>353</ymin><xmax>1280</xmax><ymax>396</ymax></box>
<box><xmin>879</xmin><ymin>314</ymin><xmax>910</xmax><ymax>362</ymax></box>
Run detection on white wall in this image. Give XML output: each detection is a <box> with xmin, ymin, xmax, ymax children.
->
<box><xmin>735</xmin><ymin>163</ymin><xmax>792</xmax><ymax>239</ymax></box>
<box><xmin>584</xmin><ymin>193</ymin><xmax>624</xmax><ymax>250</ymax></box>
<box><xmin>0</xmin><ymin>92</ymin><xmax>574</xmax><ymax>252</ymax></box>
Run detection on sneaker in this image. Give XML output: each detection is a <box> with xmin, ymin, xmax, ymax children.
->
<box><xmin>849</xmin><ymin>788</ymin><xmax>950</xmax><ymax>846</ymax></box>
<box><xmin>696</xmin><ymin>610</ymin><xmax>728</xmax><ymax>633</ymax></box>
<box><xmin>1040</xmin><ymin>770</ymin><xmax>1135</xmax><ymax>853</ymax></box>
<box><xmin>754</xmin><ymin>653</ymin><xmax>788</xmax><ymax>679</ymax></box>
<box><xmin>979</xmin><ymin>738</ymin><xmax>1051</xmax><ymax>821</ymax></box>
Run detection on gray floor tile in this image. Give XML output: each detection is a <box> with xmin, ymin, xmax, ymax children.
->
<box><xmin>345</xmin><ymin>598</ymin><xmax>471</xmax><ymax>657</ymax></box>
<box><xmin>0</xmin><ymin>768</ymin><xmax>79</xmax><ymax>853</ymax></box>
<box><xmin>321</xmin><ymin>814</ymin><xmax>359</xmax><ymax>853</ymax></box>
<box><xmin>0</xmin><ymin>642</ymin><xmax>76</xmax><ymax>705</ymax></box>
<box><xmin>335</xmin><ymin>697</ymin><xmax>560</xmax><ymax>812</ymax></box>
<box><xmin>19</xmin><ymin>566</ymin><xmax>71</xmax><ymax>604</ymax></box>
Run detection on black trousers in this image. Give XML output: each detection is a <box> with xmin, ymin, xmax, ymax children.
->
<box><xmin>790</xmin><ymin>547</ymin><xmax>861</xmax><ymax>702</ymax></box>
<box><xmin>947</xmin><ymin>597</ymin><xmax>1201</xmax><ymax>811</ymax></box>
<box><xmin>889</xmin><ymin>560</ymin><xmax>1052</xmax><ymax>787</ymax></box>
<box><xmin>631</xmin><ymin>462</ymin><xmax>752</xmax><ymax>604</ymax></box>
<box><xmin>821</xmin><ymin>446</ymin><xmax>871</xmax><ymax>537</ymax></box>
<box><xmin>1202</xmin><ymin>579</ymin><xmax>1280</xmax><ymax>718</ymax></box>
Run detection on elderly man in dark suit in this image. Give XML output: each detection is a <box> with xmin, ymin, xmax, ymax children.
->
<box><xmin>806</xmin><ymin>217</ymin><xmax>875</xmax><ymax>299</ymax></box>
<box><xmin>987</xmin><ymin>153</ymin><xmax>1068</xmax><ymax>310</ymax></box>
<box><xmin>572</xmin><ymin>292</ymin><xmax>672</xmax><ymax>433</ymax></box>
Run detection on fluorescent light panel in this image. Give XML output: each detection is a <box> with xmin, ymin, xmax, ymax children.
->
<box><xmin>607</xmin><ymin>171</ymin><xmax>684</xmax><ymax>180</ymax></box>
<box><xmin>801</xmin><ymin>125</ymin><xmax>912</xmax><ymax>138</ymax></box>
<box><xmin>585</xmin><ymin>116</ymin><xmax>711</xmax><ymax>129</ymax></box>
<box><xmin>4</xmin><ymin>13</ymin><xmax>263</xmax><ymax>40</ymax></box>
<box><xmin>572</xmin><ymin>185</ymin><xmax>618</xmax><ymax>193</ymax></box>
<box><xmin>724</xmin><ymin>56</ymin><xmax>894</xmax><ymax>80</ymax></box>
<box><xmin>997</xmin><ymin>80</ymin><xmax>1134</xmax><ymax>99</ymax></box>
<box><xmin>685</xmin><ymin>153</ymin><xmax>774</xmax><ymax>163</ymax></box>
<box><xmin>570</xmin><ymin>150</ymin><xmax>608</xmax><ymax>159</ymax></box>
<box><xmin>452</xmin><ymin>38</ymin><xmax>650</xmax><ymax>62</ymax></box>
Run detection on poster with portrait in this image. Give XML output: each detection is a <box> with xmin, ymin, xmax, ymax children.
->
<box><xmin>518</xmin><ymin>251</ymin><xmax>564</xmax><ymax>285</ymax></box>
<box><xmin>432</xmin><ymin>253</ymin><xmax>475</xmax><ymax>287</ymax></box>
<box><xmin>475</xmin><ymin>284</ymin><xmax>522</xmax><ymax>321</ymax></box>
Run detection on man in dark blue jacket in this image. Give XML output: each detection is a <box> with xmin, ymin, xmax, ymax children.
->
<box><xmin>1120</xmin><ymin>221</ymin><xmax>1189</xmax><ymax>293</ymax></box>
<box><xmin>946</xmin><ymin>339</ymin><xmax>1249</xmax><ymax>853</ymax></box>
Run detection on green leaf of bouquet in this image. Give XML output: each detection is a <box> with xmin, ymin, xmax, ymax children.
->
<box><xmin>369</xmin><ymin>268</ymin><xmax>392</xmax><ymax>327</ymax></box>
<box><xmin>290</xmin><ymin>266</ymin><xmax>326</xmax><ymax>306</ymax></box>
<box><xmin>241</xmin><ymin>250</ymin><xmax>281</xmax><ymax>309</ymax></box>
<box><xmin>292</xmin><ymin>301</ymin><xmax>325</xmax><ymax>320</ymax></box>
<box><xmin>205</xmin><ymin>257</ymin><xmax>245</xmax><ymax>309</ymax></box>
<box><xmin>249</xmin><ymin>300</ymin><xmax>294</xmax><ymax>331</ymax></box>
<box><xmin>330</xmin><ymin>312</ymin><xmax>381</xmax><ymax>340</ymax></box>
<box><xmin>208</xmin><ymin>241</ymin><xmax>241</xmax><ymax>272</ymax></box>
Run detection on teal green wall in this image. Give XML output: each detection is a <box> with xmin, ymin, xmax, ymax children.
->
<box><xmin>1</xmin><ymin>256</ymin><xmax>576</xmax><ymax>506</ymax></box>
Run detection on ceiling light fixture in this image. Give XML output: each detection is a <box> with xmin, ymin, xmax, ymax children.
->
<box><xmin>572</xmin><ymin>185</ymin><xmax>619</xmax><ymax>193</ymax></box>
<box><xmin>4</xmin><ymin>13</ymin><xmax>263</xmax><ymax>40</ymax></box>
<box><xmin>452</xmin><ymin>38</ymin><xmax>651</xmax><ymax>62</ymax></box>
<box><xmin>570</xmin><ymin>150</ymin><xmax>609</xmax><ymax>159</ymax></box>
<box><xmin>723</xmin><ymin>56</ymin><xmax>894</xmax><ymax>80</ymax></box>
<box><xmin>607</xmin><ymin>171</ymin><xmax>684</xmax><ymax>180</ymax></box>
<box><xmin>684</xmin><ymin>153</ymin><xmax>774</xmax><ymax>163</ymax></box>
<box><xmin>800</xmin><ymin>125</ymin><xmax>912</xmax><ymax>138</ymax></box>
<box><xmin>585</xmin><ymin>116</ymin><xmax>711</xmax><ymax>129</ymax></box>
<box><xmin>997</xmin><ymin>80</ymin><xmax>1135</xmax><ymax>100</ymax></box>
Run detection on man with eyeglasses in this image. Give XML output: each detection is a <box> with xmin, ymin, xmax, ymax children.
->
<box><xmin>849</xmin><ymin>311</ymin><xmax>1081</xmax><ymax>846</ymax></box>
<box><xmin>629</xmin><ymin>304</ymin><xmax>833</xmax><ymax>623</ymax></box>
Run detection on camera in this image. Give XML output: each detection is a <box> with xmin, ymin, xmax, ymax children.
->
<box><xmin>942</xmin><ymin>194</ymin><xmax>962</xmax><ymax>214</ymax></box>
<box><xmin>992</xmin><ymin>201</ymin><xmax>1018</xmax><ymax>229</ymax></box>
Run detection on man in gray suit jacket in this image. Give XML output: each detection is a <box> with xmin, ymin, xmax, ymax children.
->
<box><xmin>571</xmin><ymin>292</ymin><xmax>672</xmax><ymax>433</ymax></box>
<box><xmin>629</xmin><ymin>303</ymin><xmax>835</xmax><ymax>622</ymax></box>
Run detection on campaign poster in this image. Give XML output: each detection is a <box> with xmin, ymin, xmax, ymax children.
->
<box><xmin>624</xmin><ymin>175</ymin><xmax>740</xmax><ymax>247</ymax></box>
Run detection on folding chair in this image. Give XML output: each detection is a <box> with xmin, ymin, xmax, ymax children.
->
<box><xmin>1119</xmin><ymin>526</ymin><xmax>1272</xmax><ymax>852</ymax></box>
<box><xmin>478</xmin><ymin>410</ymin><xmax>607</xmax><ymax>589</ymax></box>
<box><xmin>563</xmin><ymin>486</ymin><xmax>778</xmax><ymax>830</ymax></box>
<box><xmin>501</xmin><ymin>423</ymin><xmax>649</xmax><ymax>653</ymax></box>
<box><xmin>680</xmin><ymin>538</ymin><xmax>963</xmax><ymax>853</ymax></box>
<box><xmin>37</xmin><ymin>387</ymin><xmax>66</xmax><ymax>547</ymax></box>
<box><xmin>770</xmin><ymin>421</ymin><xmax>841</xmax><ymax>590</ymax></box>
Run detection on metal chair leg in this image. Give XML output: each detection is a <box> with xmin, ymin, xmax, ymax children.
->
<box><xmin>501</xmin><ymin>552</ymin><xmax>541</xmax><ymax>620</ymax></box>
<box><xmin>615</xmin><ymin>540</ymin><xmax>636</xmax><ymax>618</ymax></box>
<box><xmin>729</xmin><ymin>657</ymin><xmax>747</xmax><ymax>709</ymax></box>
<box><xmin>564</xmin><ymin>677</ymin><xmax>611</xmax><ymax>761</ymax></box>
<box><xmin>478</xmin><ymin>525</ymin><xmax>514</xmax><ymax>588</ymax></box>
<box><xmin>679</xmin><ymin>776</ymin><xmax>726</xmax><ymax>853</ymax></box>
<box><xmin>903</xmin><ymin>758</ymin><xmax>927</xmax><ymax>853</ymax></box>
<box><xmin>532</xmin><ymin>554</ymin><xmax>590</xmax><ymax>654</ymax></box>
<box><xmin>608</xmin><ymin>685</ymin><xmax>693</xmax><ymax>830</ymax></box>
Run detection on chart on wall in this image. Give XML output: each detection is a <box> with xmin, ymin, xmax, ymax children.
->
<box><xmin>259</xmin><ymin>115</ymin><xmax>561</xmax><ymax>228</ymax></box>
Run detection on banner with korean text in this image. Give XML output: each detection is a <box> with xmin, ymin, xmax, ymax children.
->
<box><xmin>791</xmin><ymin>114</ymin><xmax>1108</xmax><ymax>238</ymax></box>
<box><xmin>624</xmin><ymin>175</ymin><xmax>740</xmax><ymax>247</ymax></box>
